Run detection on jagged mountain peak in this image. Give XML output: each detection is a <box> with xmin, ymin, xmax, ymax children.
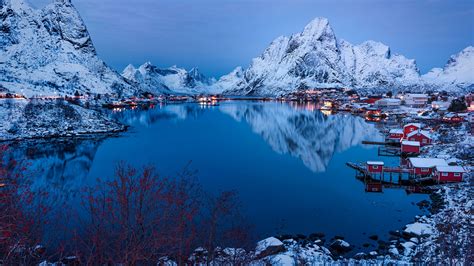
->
<box><xmin>300</xmin><ymin>17</ymin><xmax>335</xmax><ymax>42</ymax></box>
<box><xmin>0</xmin><ymin>0</ymin><xmax>136</xmax><ymax>97</ymax></box>
<box><xmin>423</xmin><ymin>46</ymin><xmax>474</xmax><ymax>89</ymax></box>
<box><xmin>216</xmin><ymin>17</ymin><xmax>426</xmax><ymax>96</ymax></box>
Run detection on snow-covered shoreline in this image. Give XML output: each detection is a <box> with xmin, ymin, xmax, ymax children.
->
<box><xmin>0</xmin><ymin>99</ymin><xmax>126</xmax><ymax>141</ymax></box>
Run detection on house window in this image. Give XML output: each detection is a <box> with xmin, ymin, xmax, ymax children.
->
<box><xmin>454</xmin><ymin>173</ymin><xmax>461</xmax><ymax>177</ymax></box>
<box><xmin>373</xmin><ymin>166</ymin><xmax>378</xmax><ymax>169</ymax></box>
<box><xmin>422</xmin><ymin>168</ymin><xmax>429</xmax><ymax>172</ymax></box>
<box><xmin>422</xmin><ymin>139</ymin><xmax>427</xmax><ymax>143</ymax></box>
<box><xmin>442</xmin><ymin>172</ymin><xmax>448</xmax><ymax>177</ymax></box>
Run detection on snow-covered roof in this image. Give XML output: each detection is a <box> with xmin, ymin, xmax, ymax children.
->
<box><xmin>409</xmin><ymin>158</ymin><xmax>448</xmax><ymax>168</ymax></box>
<box><xmin>444</xmin><ymin>113</ymin><xmax>461</xmax><ymax>118</ymax></box>
<box><xmin>402</xmin><ymin>140</ymin><xmax>420</xmax><ymax>147</ymax></box>
<box><xmin>435</xmin><ymin>166</ymin><xmax>466</xmax><ymax>173</ymax></box>
<box><xmin>375</xmin><ymin>98</ymin><xmax>401</xmax><ymax>105</ymax></box>
<box><xmin>404</xmin><ymin>123</ymin><xmax>421</xmax><ymax>129</ymax></box>
<box><xmin>389</xmin><ymin>129</ymin><xmax>403</xmax><ymax>134</ymax></box>
<box><xmin>367</xmin><ymin>161</ymin><xmax>384</xmax><ymax>165</ymax></box>
<box><xmin>407</xmin><ymin>130</ymin><xmax>431</xmax><ymax>139</ymax></box>
<box><xmin>405</xmin><ymin>94</ymin><xmax>428</xmax><ymax>98</ymax></box>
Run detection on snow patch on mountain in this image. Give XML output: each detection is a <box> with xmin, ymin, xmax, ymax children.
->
<box><xmin>122</xmin><ymin>62</ymin><xmax>216</xmax><ymax>95</ymax></box>
<box><xmin>0</xmin><ymin>0</ymin><xmax>136</xmax><ymax>97</ymax></box>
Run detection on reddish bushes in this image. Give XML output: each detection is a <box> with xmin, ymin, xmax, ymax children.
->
<box><xmin>0</xmin><ymin>150</ymin><xmax>252</xmax><ymax>264</ymax></box>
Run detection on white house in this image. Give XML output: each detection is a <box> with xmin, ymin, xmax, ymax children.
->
<box><xmin>375</xmin><ymin>98</ymin><xmax>402</xmax><ymax>108</ymax></box>
<box><xmin>401</xmin><ymin>94</ymin><xmax>429</xmax><ymax>107</ymax></box>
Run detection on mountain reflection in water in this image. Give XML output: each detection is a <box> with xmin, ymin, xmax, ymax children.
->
<box><xmin>113</xmin><ymin>102</ymin><xmax>383</xmax><ymax>172</ymax></box>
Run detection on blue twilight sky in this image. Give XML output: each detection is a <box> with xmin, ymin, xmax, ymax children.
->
<box><xmin>29</xmin><ymin>0</ymin><xmax>473</xmax><ymax>78</ymax></box>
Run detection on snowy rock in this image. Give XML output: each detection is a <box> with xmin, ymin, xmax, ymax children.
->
<box><xmin>0</xmin><ymin>0</ymin><xmax>136</xmax><ymax>97</ymax></box>
<box><xmin>255</xmin><ymin>237</ymin><xmax>285</xmax><ymax>258</ymax></box>
<box><xmin>401</xmin><ymin>241</ymin><xmax>416</xmax><ymax>256</ymax></box>
<box><xmin>329</xmin><ymin>239</ymin><xmax>352</xmax><ymax>254</ymax></box>
<box><xmin>388</xmin><ymin>246</ymin><xmax>399</xmax><ymax>256</ymax></box>
<box><xmin>265</xmin><ymin>254</ymin><xmax>295</xmax><ymax>265</ymax></box>
<box><xmin>404</xmin><ymin>222</ymin><xmax>434</xmax><ymax>236</ymax></box>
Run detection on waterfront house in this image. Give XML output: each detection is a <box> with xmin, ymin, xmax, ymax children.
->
<box><xmin>375</xmin><ymin>98</ymin><xmax>402</xmax><ymax>108</ymax></box>
<box><xmin>443</xmin><ymin>113</ymin><xmax>465</xmax><ymax>123</ymax></box>
<box><xmin>366</xmin><ymin>161</ymin><xmax>384</xmax><ymax>174</ymax></box>
<box><xmin>402</xmin><ymin>94</ymin><xmax>429</xmax><ymax>107</ymax></box>
<box><xmin>403</xmin><ymin>123</ymin><xmax>421</xmax><ymax>138</ymax></box>
<box><xmin>401</xmin><ymin>140</ymin><xmax>421</xmax><ymax>154</ymax></box>
<box><xmin>433</xmin><ymin>166</ymin><xmax>465</xmax><ymax>183</ymax></box>
<box><xmin>388</xmin><ymin>129</ymin><xmax>404</xmax><ymax>140</ymax></box>
<box><xmin>408</xmin><ymin>158</ymin><xmax>448</xmax><ymax>176</ymax></box>
<box><xmin>406</xmin><ymin>130</ymin><xmax>432</xmax><ymax>146</ymax></box>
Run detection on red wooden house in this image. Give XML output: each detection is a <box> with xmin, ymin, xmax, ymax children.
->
<box><xmin>388</xmin><ymin>129</ymin><xmax>404</xmax><ymax>140</ymax></box>
<box><xmin>401</xmin><ymin>140</ymin><xmax>420</xmax><ymax>154</ymax></box>
<box><xmin>366</xmin><ymin>161</ymin><xmax>384</xmax><ymax>174</ymax></box>
<box><xmin>442</xmin><ymin>113</ymin><xmax>464</xmax><ymax>123</ymax></box>
<box><xmin>433</xmin><ymin>166</ymin><xmax>465</xmax><ymax>183</ymax></box>
<box><xmin>406</xmin><ymin>130</ymin><xmax>432</xmax><ymax>146</ymax></box>
<box><xmin>408</xmin><ymin>158</ymin><xmax>448</xmax><ymax>176</ymax></box>
<box><xmin>403</xmin><ymin>123</ymin><xmax>421</xmax><ymax>138</ymax></box>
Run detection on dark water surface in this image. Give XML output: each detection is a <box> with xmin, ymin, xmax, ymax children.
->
<box><xmin>14</xmin><ymin>101</ymin><xmax>429</xmax><ymax>252</ymax></box>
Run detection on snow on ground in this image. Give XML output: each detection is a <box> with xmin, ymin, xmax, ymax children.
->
<box><xmin>404</xmin><ymin>222</ymin><xmax>434</xmax><ymax>236</ymax></box>
<box><xmin>0</xmin><ymin>99</ymin><xmax>125</xmax><ymax>141</ymax></box>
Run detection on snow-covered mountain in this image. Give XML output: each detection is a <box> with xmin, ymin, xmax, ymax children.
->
<box><xmin>0</xmin><ymin>0</ymin><xmax>136</xmax><ymax>97</ymax></box>
<box><xmin>219</xmin><ymin>102</ymin><xmax>382</xmax><ymax>172</ymax></box>
<box><xmin>215</xmin><ymin>18</ymin><xmax>471</xmax><ymax>96</ymax></box>
<box><xmin>422</xmin><ymin>46</ymin><xmax>474</xmax><ymax>91</ymax></box>
<box><xmin>122</xmin><ymin>62</ymin><xmax>216</xmax><ymax>95</ymax></box>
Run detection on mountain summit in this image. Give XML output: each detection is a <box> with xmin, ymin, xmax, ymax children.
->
<box><xmin>423</xmin><ymin>46</ymin><xmax>474</xmax><ymax>91</ymax></box>
<box><xmin>214</xmin><ymin>18</ymin><xmax>471</xmax><ymax>96</ymax></box>
<box><xmin>0</xmin><ymin>0</ymin><xmax>135</xmax><ymax>97</ymax></box>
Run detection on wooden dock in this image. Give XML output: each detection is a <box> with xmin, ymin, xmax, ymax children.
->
<box><xmin>362</xmin><ymin>140</ymin><xmax>400</xmax><ymax>147</ymax></box>
<box><xmin>346</xmin><ymin>161</ymin><xmax>434</xmax><ymax>192</ymax></box>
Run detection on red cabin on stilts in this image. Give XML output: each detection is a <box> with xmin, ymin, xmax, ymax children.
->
<box><xmin>401</xmin><ymin>140</ymin><xmax>420</xmax><ymax>154</ymax></box>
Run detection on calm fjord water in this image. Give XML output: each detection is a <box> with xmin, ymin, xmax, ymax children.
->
<box><xmin>22</xmin><ymin>101</ymin><xmax>429</xmax><ymax>250</ymax></box>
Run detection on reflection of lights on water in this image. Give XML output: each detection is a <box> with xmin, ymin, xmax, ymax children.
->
<box><xmin>321</xmin><ymin>110</ymin><xmax>332</xmax><ymax>116</ymax></box>
<box><xmin>199</xmin><ymin>100</ymin><xmax>218</xmax><ymax>108</ymax></box>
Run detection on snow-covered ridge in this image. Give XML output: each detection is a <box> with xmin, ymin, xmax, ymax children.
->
<box><xmin>122</xmin><ymin>62</ymin><xmax>216</xmax><ymax>95</ymax></box>
<box><xmin>422</xmin><ymin>46</ymin><xmax>474</xmax><ymax>91</ymax></box>
<box><xmin>213</xmin><ymin>18</ymin><xmax>473</xmax><ymax>96</ymax></box>
<box><xmin>0</xmin><ymin>0</ymin><xmax>136</xmax><ymax>97</ymax></box>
